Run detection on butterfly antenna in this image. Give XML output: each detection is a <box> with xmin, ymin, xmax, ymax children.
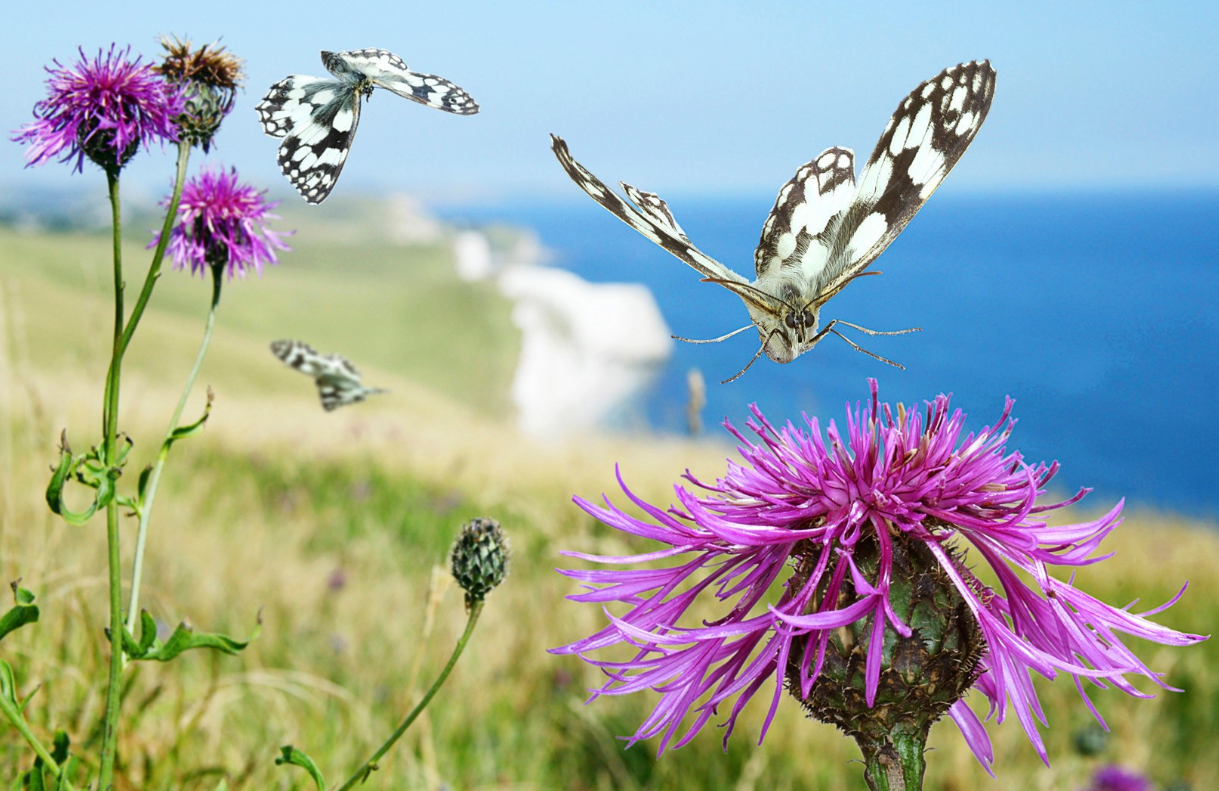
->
<box><xmin>673</xmin><ymin>324</ymin><xmax>754</xmax><ymax>344</ymax></box>
<box><xmin>827</xmin><ymin>328</ymin><xmax>906</xmax><ymax>369</ymax></box>
<box><xmin>699</xmin><ymin>278</ymin><xmax>794</xmax><ymax>311</ymax></box>
<box><xmin>720</xmin><ymin>328</ymin><xmax>780</xmax><ymax>384</ymax></box>
<box><xmin>833</xmin><ymin>319</ymin><xmax>921</xmax><ymax>337</ymax></box>
<box><xmin>799</xmin><ymin>271</ymin><xmax>883</xmax><ymax>315</ymax></box>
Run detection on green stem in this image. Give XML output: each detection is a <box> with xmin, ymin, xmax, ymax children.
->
<box><xmin>333</xmin><ymin>602</ymin><xmax>484</xmax><ymax>791</ymax></box>
<box><xmin>0</xmin><ymin>692</ymin><xmax>76</xmax><ymax>789</ymax></box>
<box><xmin>125</xmin><ymin>264</ymin><xmax>222</xmax><ymax>636</ymax></box>
<box><xmin>855</xmin><ymin>722</ymin><xmax>929</xmax><ymax>791</ymax></box>
<box><xmin>97</xmin><ymin>169</ymin><xmax>125</xmax><ymax>791</ymax></box>
<box><xmin>119</xmin><ymin>142</ymin><xmax>190</xmax><ymax>356</ymax></box>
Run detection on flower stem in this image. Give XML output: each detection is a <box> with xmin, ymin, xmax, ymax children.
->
<box><xmin>125</xmin><ymin>263</ymin><xmax>222</xmax><ymax>635</ymax></box>
<box><xmin>0</xmin><ymin>693</ymin><xmax>76</xmax><ymax>789</ymax></box>
<box><xmin>119</xmin><ymin>142</ymin><xmax>190</xmax><ymax>356</ymax></box>
<box><xmin>333</xmin><ymin>601</ymin><xmax>484</xmax><ymax>791</ymax></box>
<box><xmin>855</xmin><ymin>723</ymin><xmax>928</xmax><ymax>791</ymax></box>
<box><xmin>97</xmin><ymin>168</ymin><xmax>125</xmax><ymax>791</ymax></box>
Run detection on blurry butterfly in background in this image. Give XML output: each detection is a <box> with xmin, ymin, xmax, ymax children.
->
<box><xmin>256</xmin><ymin>48</ymin><xmax>479</xmax><ymax>204</ymax></box>
<box><xmin>551</xmin><ymin>60</ymin><xmax>996</xmax><ymax>382</ymax></box>
<box><xmin>271</xmin><ymin>340</ymin><xmax>388</xmax><ymax>411</ymax></box>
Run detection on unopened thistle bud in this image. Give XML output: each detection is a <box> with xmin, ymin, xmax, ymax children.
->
<box><xmin>156</xmin><ymin>36</ymin><xmax>243</xmax><ymax>152</ymax></box>
<box><xmin>450</xmin><ymin>517</ymin><xmax>509</xmax><ymax>610</ymax></box>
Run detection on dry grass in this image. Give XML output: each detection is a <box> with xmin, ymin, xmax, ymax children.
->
<box><xmin>1</xmin><ymin>229</ymin><xmax>1216</xmax><ymax>790</ymax></box>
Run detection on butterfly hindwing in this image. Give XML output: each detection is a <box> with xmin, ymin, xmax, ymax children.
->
<box><xmin>753</xmin><ymin>147</ymin><xmax>858</xmax><ymax>291</ymax></box>
<box><xmin>258</xmin><ymin>48</ymin><xmax>478</xmax><ymax>203</ymax></box>
<box><xmin>270</xmin><ymin>340</ymin><xmax>387</xmax><ymax>411</ymax></box>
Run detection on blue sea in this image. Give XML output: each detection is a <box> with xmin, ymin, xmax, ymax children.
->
<box><xmin>439</xmin><ymin>190</ymin><xmax>1219</xmax><ymax>518</ymax></box>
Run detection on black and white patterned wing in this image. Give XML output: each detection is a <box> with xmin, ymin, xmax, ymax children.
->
<box><xmin>752</xmin><ymin>147</ymin><xmax>858</xmax><ymax>290</ymax></box>
<box><xmin>256</xmin><ymin>76</ymin><xmax>362</xmax><ymax>204</ymax></box>
<box><xmin>549</xmin><ymin>136</ymin><xmax>776</xmax><ymax>312</ymax></box>
<box><xmin>327</xmin><ymin>48</ymin><xmax>479</xmax><ymax>115</ymax></box>
<box><xmin>270</xmin><ymin>340</ymin><xmax>386</xmax><ymax>411</ymax></box>
<box><xmin>815</xmin><ymin>60</ymin><xmax>996</xmax><ymax>304</ymax></box>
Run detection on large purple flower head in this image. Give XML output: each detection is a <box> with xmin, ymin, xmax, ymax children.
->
<box><xmin>12</xmin><ymin>45</ymin><xmax>184</xmax><ymax>174</ymax></box>
<box><xmin>555</xmin><ymin>381</ymin><xmax>1205</xmax><ymax>773</ymax></box>
<box><xmin>154</xmin><ymin>166</ymin><xmax>290</xmax><ymax>279</ymax></box>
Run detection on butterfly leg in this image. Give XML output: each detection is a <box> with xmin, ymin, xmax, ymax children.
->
<box><xmin>815</xmin><ymin>319</ymin><xmax>922</xmax><ymax>369</ymax></box>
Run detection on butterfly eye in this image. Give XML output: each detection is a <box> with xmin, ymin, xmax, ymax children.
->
<box><xmin>784</xmin><ymin>311</ymin><xmax>800</xmax><ymax>330</ymax></box>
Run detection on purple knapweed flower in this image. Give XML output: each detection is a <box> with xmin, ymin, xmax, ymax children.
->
<box><xmin>153</xmin><ymin>166</ymin><xmax>290</xmax><ymax>279</ymax></box>
<box><xmin>12</xmin><ymin>45</ymin><xmax>184</xmax><ymax>174</ymax></box>
<box><xmin>555</xmin><ymin>381</ymin><xmax>1205</xmax><ymax>773</ymax></box>
<box><xmin>1082</xmin><ymin>765</ymin><xmax>1154</xmax><ymax>791</ymax></box>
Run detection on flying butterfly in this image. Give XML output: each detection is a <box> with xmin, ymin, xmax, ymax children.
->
<box><xmin>551</xmin><ymin>60</ymin><xmax>996</xmax><ymax>382</ymax></box>
<box><xmin>257</xmin><ymin>48</ymin><xmax>479</xmax><ymax>204</ymax></box>
<box><xmin>270</xmin><ymin>340</ymin><xmax>388</xmax><ymax>411</ymax></box>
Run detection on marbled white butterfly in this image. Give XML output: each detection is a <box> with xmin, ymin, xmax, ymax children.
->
<box><xmin>257</xmin><ymin>48</ymin><xmax>479</xmax><ymax>204</ymax></box>
<box><xmin>552</xmin><ymin>60</ymin><xmax>996</xmax><ymax>382</ymax></box>
<box><xmin>271</xmin><ymin>340</ymin><xmax>388</xmax><ymax>411</ymax></box>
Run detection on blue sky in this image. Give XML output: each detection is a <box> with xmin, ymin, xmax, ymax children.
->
<box><xmin>3</xmin><ymin>0</ymin><xmax>1217</xmax><ymax>203</ymax></box>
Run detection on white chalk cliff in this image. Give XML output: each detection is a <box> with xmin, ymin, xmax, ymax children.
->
<box><xmin>497</xmin><ymin>264</ymin><xmax>671</xmax><ymax>437</ymax></box>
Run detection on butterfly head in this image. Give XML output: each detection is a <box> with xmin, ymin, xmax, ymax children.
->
<box><xmin>728</xmin><ymin>285</ymin><xmax>821</xmax><ymax>365</ymax></box>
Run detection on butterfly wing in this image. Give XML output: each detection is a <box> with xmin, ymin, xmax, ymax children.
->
<box><xmin>813</xmin><ymin>60</ymin><xmax>996</xmax><ymax>305</ymax></box>
<box><xmin>752</xmin><ymin>147</ymin><xmax>858</xmax><ymax>299</ymax></box>
<box><xmin>549</xmin><ymin>135</ymin><xmax>783</xmax><ymax>315</ymax></box>
<box><xmin>314</xmin><ymin>354</ymin><xmax>379</xmax><ymax>411</ymax></box>
<box><xmin>326</xmin><ymin>48</ymin><xmax>479</xmax><ymax>115</ymax></box>
<box><xmin>256</xmin><ymin>75</ymin><xmax>363</xmax><ymax>204</ymax></box>
<box><xmin>270</xmin><ymin>340</ymin><xmax>386</xmax><ymax>411</ymax></box>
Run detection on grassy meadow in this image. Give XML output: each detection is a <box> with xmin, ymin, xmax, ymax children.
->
<box><xmin>0</xmin><ymin>219</ymin><xmax>1216</xmax><ymax>790</ymax></box>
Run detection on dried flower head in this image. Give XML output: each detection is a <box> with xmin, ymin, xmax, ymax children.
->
<box><xmin>152</xmin><ymin>166</ymin><xmax>289</xmax><ymax>279</ymax></box>
<box><xmin>554</xmin><ymin>381</ymin><xmax>1205</xmax><ymax>772</ymax></box>
<box><xmin>156</xmin><ymin>36</ymin><xmax>243</xmax><ymax>152</ymax></box>
<box><xmin>12</xmin><ymin>44</ymin><xmax>184</xmax><ymax>174</ymax></box>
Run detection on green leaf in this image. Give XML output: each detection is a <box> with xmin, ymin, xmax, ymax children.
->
<box><xmin>137</xmin><ymin>610</ymin><xmax>157</xmax><ymax>655</ymax></box>
<box><xmin>44</xmin><ymin>432</ymin><xmax>115</xmax><ymax>526</ymax></box>
<box><xmin>0</xmin><ymin>659</ymin><xmax>17</xmax><ymax>704</ymax></box>
<box><xmin>125</xmin><ymin>610</ymin><xmax>260</xmax><ymax>662</ymax></box>
<box><xmin>0</xmin><ymin>585</ymin><xmax>39</xmax><ymax>643</ymax></box>
<box><xmin>275</xmin><ymin>745</ymin><xmax>325</xmax><ymax>791</ymax></box>
<box><xmin>164</xmin><ymin>389</ymin><xmax>214</xmax><ymax>451</ymax></box>
<box><xmin>22</xmin><ymin>765</ymin><xmax>47</xmax><ymax>791</ymax></box>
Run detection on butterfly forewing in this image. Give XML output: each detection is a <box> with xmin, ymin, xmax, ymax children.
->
<box><xmin>258</xmin><ymin>48</ymin><xmax>478</xmax><ymax>203</ymax></box>
<box><xmin>257</xmin><ymin>77</ymin><xmax>361</xmax><ymax>204</ymax></box>
<box><xmin>271</xmin><ymin>340</ymin><xmax>387</xmax><ymax>411</ymax></box>
<box><xmin>549</xmin><ymin>136</ymin><xmax>754</xmax><ymax>292</ymax></box>
<box><xmin>816</xmin><ymin>60</ymin><xmax>996</xmax><ymax>303</ymax></box>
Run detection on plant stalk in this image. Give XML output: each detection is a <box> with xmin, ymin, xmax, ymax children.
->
<box><xmin>97</xmin><ymin>168</ymin><xmax>125</xmax><ymax>790</ymax></box>
<box><xmin>119</xmin><ymin>142</ymin><xmax>190</xmax><ymax>356</ymax></box>
<box><xmin>0</xmin><ymin>692</ymin><xmax>76</xmax><ymax>789</ymax></box>
<box><xmin>126</xmin><ymin>262</ymin><xmax>221</xmax><ymax>634</ymax></box>
<box><xmin>855</xmin><ymin>722</ymin><xmax>929</xmax><ymax>791</ymax></box>
<box><xmin>333</xmin><ymin>601</ymin><xmax>484</xmax><ymax>791</ymax></box>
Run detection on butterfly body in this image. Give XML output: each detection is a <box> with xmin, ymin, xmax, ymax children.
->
<box><xmin>551</xmin><ymin>60</ymin><xmax>996</xmax><ymax>380</ymax></box>
<box><xmin>271</xmin><ymin>339</ymin><xmax>388</xmax><ymax>411</ymax></box>
<box><xmin>257</xmin><ymin>48</ymin><xmax>478</xmax><ymax>204</ymax></box>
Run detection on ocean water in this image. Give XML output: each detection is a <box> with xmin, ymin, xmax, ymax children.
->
<box><xmin>440</xmin><ymin>190</ymin><xmax>1219</xmax><ymax>517</ymax></box>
